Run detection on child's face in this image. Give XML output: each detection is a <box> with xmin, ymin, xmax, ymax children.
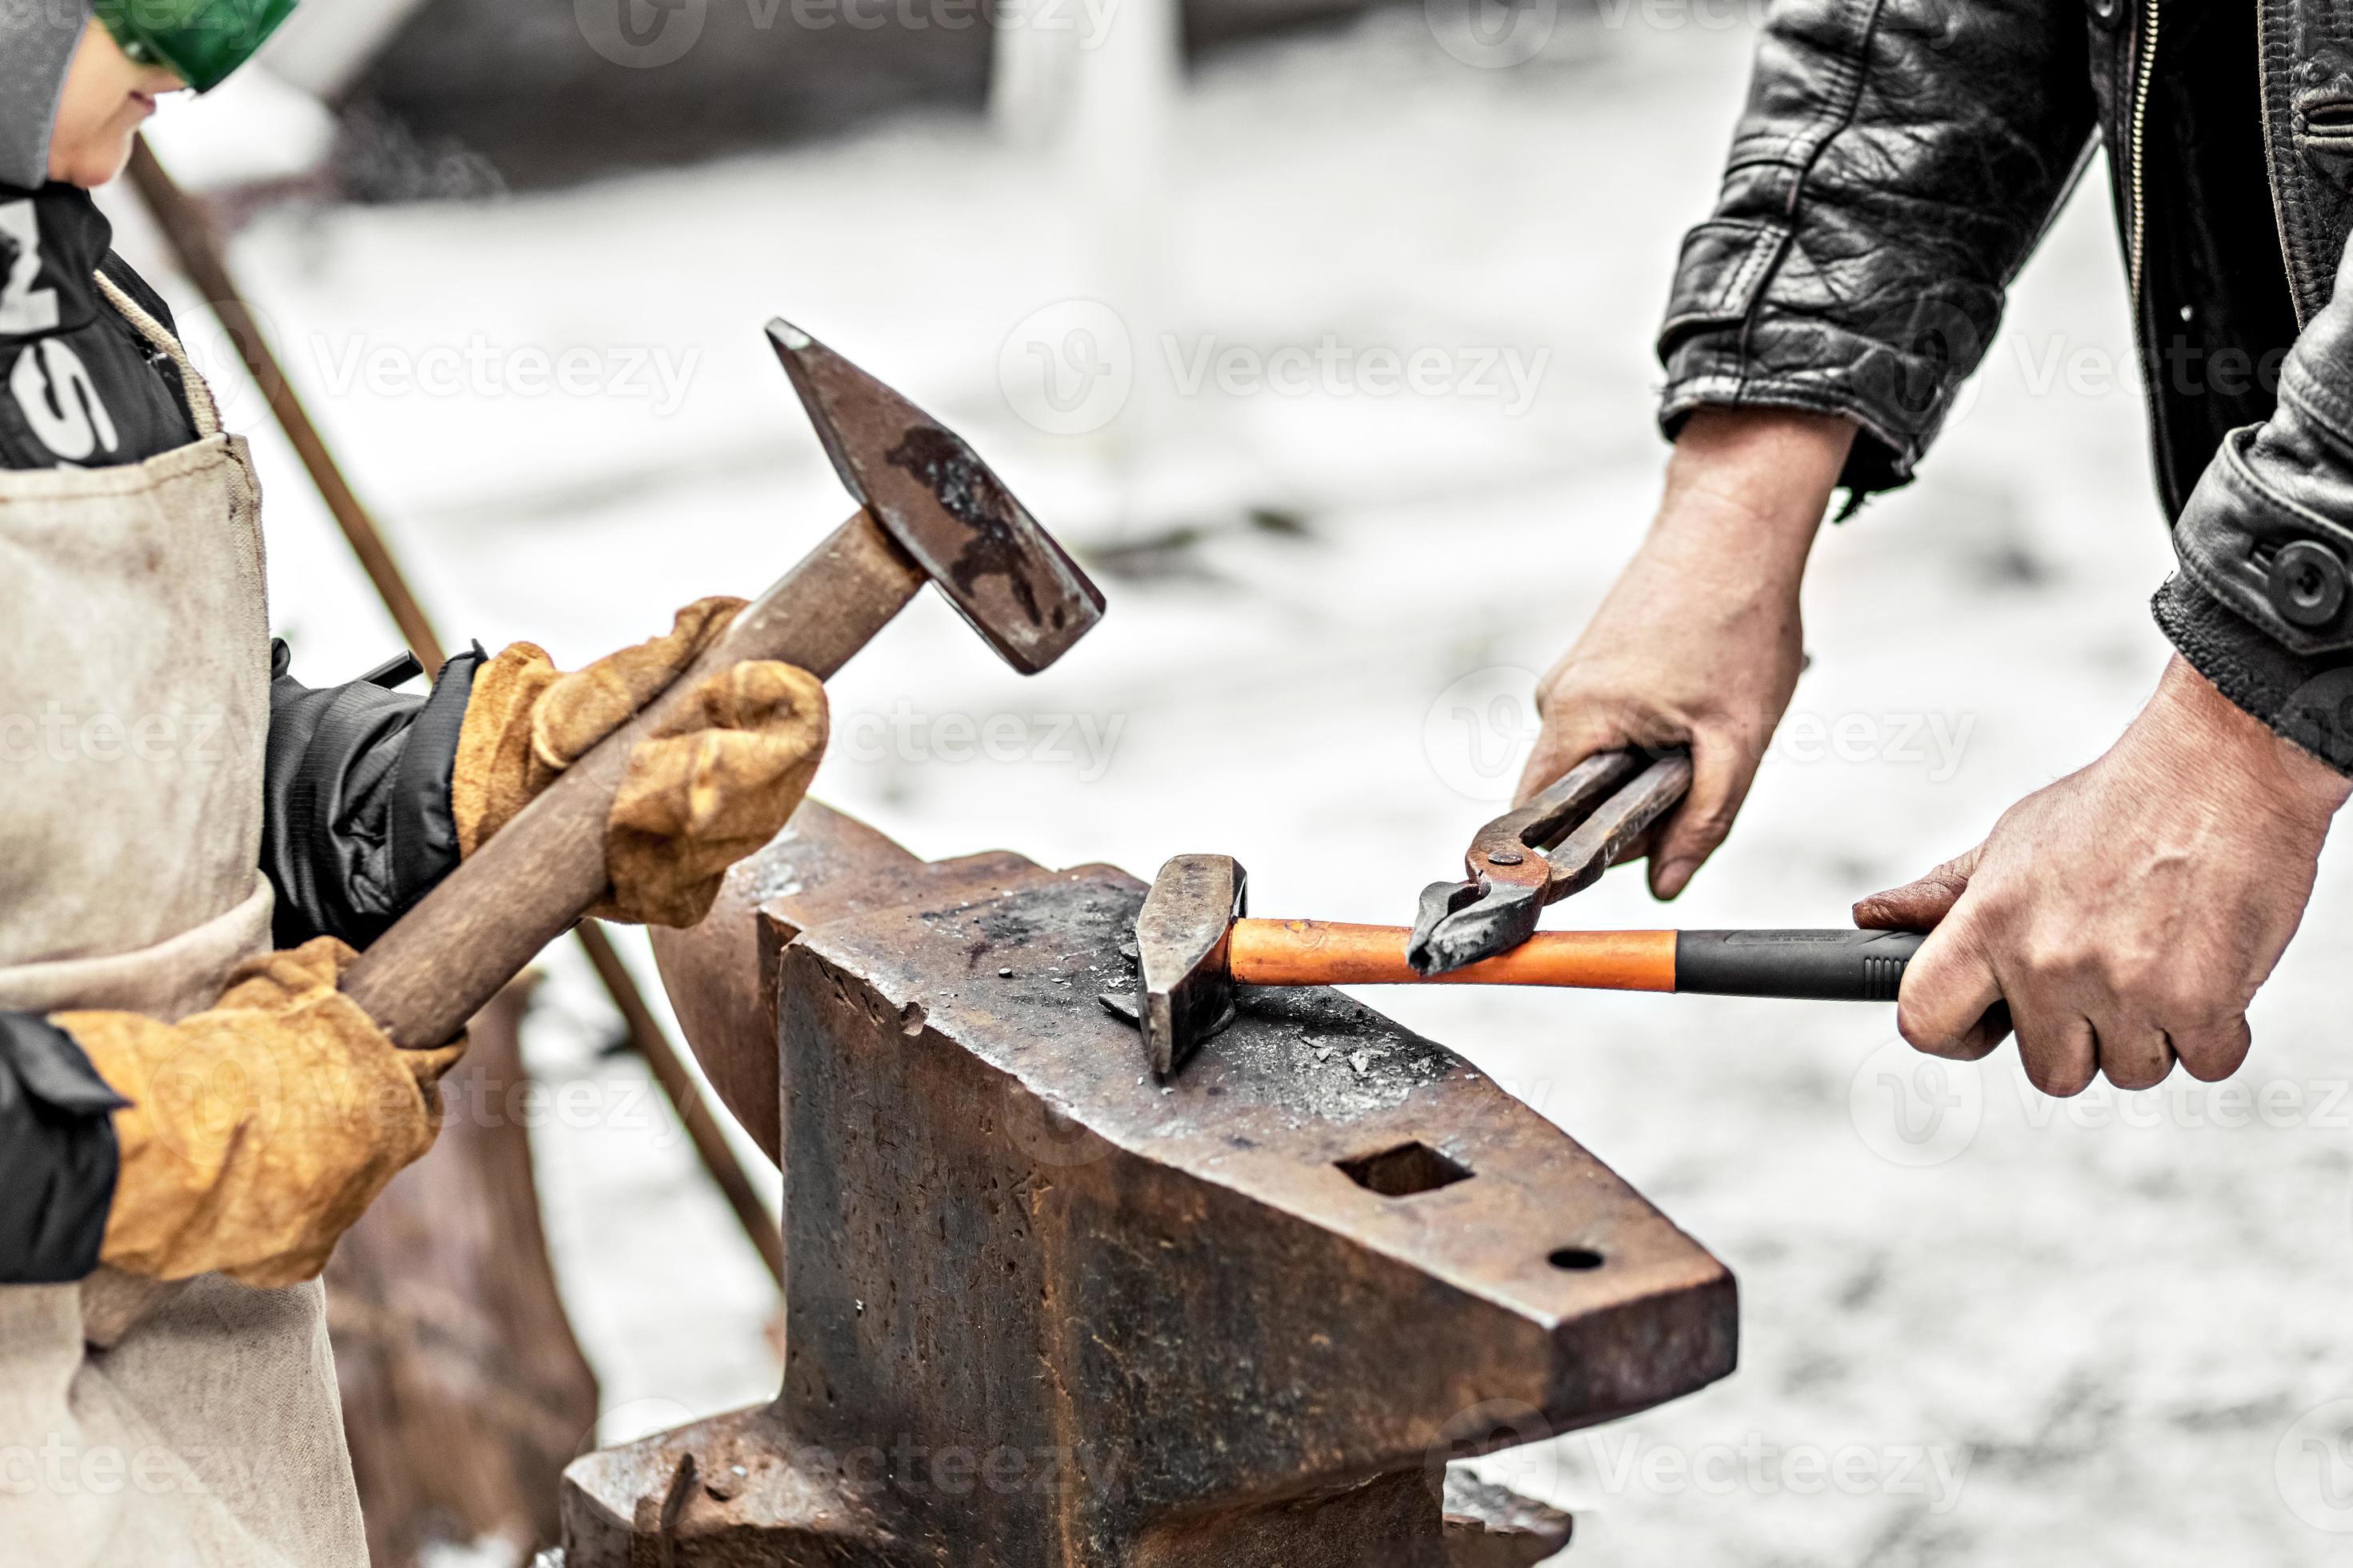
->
<box><xmin>48</xmin><ymin>22</ymin><xmax>185</xmax><ymax>189</ymax></box>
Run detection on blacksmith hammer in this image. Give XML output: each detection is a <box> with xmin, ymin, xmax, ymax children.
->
<box><xmin>1124</xmin><ymin>854</ymin><xmax>1928</xmax><ymax>1076</ymax></box>
<box><xmin>340</xmin><ymin>322</ymin><xmax>1106</xmax><ymax>1050</ymax></box>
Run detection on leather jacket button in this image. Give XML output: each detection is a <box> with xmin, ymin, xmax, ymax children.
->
<box><xmin>2270</xmin><ymin>540</ymin><xmax>2350</xmax><ymax>629</ymax></box>
<box><xmin>2089</xmin><ymin>0</ymin><xmax>2119</xmax><ymax>22</ymax></box>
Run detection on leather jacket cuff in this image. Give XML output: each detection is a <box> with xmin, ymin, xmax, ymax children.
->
<box><xmin>2172</xmin><ymin>236</ymin><xmax>2353</xmax><ymax>656</ymax></box>
<box><xmin>0</xmin><ymin>1012</ymin><xmax>125</xmax><ymax>1284</ymax></box>
<box><xmin>2173</xmin><ymin>414</ymin><xmax>2353</xmax><ymax>657</ymax></box>
<box><xmin>2153</xmin><ymin>574</ymin><xmax>2353</xmax><ymax>774</ymax></box>
<box><xmin>1656</xmin><ymin>218</ymin><xmax>1987</xmax><ymax>499</ymax></box>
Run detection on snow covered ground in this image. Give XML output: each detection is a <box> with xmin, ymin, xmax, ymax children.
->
<box><xmin>109</xmin><ymin>6</ymin><xmax>2353</xmax><ymax>1562</ymax></box>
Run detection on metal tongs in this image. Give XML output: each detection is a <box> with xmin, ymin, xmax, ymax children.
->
<box><xmin>1407</xmin><ymin>747</ymin><xmax>1694</xmax><ymax>976</ymax></box>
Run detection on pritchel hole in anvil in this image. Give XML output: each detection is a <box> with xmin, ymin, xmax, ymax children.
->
<box><xmin>1336</xmin><ymin>1141</ymin><xmax>1474</xmax><ymax>1198</ymax></box>
<box><xmin>1547</xmin><ymin>1246</ymin><xmax>1606</xmax><ymax>1272</ymax></box>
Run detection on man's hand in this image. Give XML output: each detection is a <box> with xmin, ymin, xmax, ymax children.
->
<box><xmin>454</xmin><ymin>597</ymin><xmax>830</xmax><ymax>929</ymax></box>
<box><xmin>1518</xmin><ymin>406</ymin><xmax>1855</xmax><ymax>897</ymax></box>
<box><xmin>1857</xmin><ymin>655</ymin><xmax>2350</xmax><ymax>1093</ymax></box>
<box><xmin>58</xmin><ymin>939</ymin><xmax>464</xmax><ymax>1287</ymax></box>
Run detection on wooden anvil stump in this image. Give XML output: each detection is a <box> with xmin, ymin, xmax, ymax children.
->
<box><xmin>562</xmin><ymin>806</ymin><xmax>1736</xmax><ymax>1566</ymax></box>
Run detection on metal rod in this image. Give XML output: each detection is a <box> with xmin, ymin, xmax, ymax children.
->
<box><xmin>125</xmin><ymin>135</ymin><xmax>786</xmax><ymax>1290</ymax></box>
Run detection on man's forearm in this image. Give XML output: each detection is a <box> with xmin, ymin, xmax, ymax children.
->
<box><xmin>1652</xmin><ymin>406</ymin><xmax>1856</xmax><ymax>568</ymax></box>
<box><xmin>1516</xmin><ymin>406</ymin><xmax>1859</xmax><ymax>894</ymax></box>
<box><xmin>2143</xmin><ymin>652</ymin><xmax>2352</xmax><ymax>824</ymax></box>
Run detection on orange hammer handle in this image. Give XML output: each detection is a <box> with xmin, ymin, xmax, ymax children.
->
<box><xmin>1227</xmin><ymin>920</ymin><xmax>1676</xmax><ymax>991</ymax></box>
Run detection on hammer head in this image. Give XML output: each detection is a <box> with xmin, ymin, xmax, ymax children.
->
<box><xmin>769</xmin><ymin>319</ymin><xmax>1106</xmax><ymax>674</ymax></box>
<box><xmin>1137</xmin><ymin>853</ymin><xmax>1245</xmax><ymax>1077</ymax></box>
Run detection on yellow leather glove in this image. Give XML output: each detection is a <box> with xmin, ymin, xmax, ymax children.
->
<box><xmin>452</xmin><ymin>597</ymin><xmax>829</xmax><ymax>929</ymax></box>
<box><xmin>55</xmin><ymin>939</ymin><xmax>462</xmax><ymax>1289</ymax></box>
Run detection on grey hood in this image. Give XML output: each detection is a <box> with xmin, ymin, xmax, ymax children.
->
<box><xmin>1</xmin><ymin>0</ymin><xmax>94</xmax><ymax>190</ymax></box>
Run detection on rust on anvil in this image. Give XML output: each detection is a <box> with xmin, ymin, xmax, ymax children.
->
<box><xmin>572</xmin><ymin>828</ymin><xmax>1735</xmax><ymax>1567</ymax></box>
<box><xmin>768</xmin><ymin>321</ymin><xmax>1106</xmax><ymax>674</ymax></box>
<box><xmin>649</xmin><ymin>799</ymin><xmax>1050</xmax><ymax>1163</ymax></box>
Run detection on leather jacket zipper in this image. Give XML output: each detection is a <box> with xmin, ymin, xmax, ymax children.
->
<box><xmin>2127</xmin><ymin>0</ymin><xmax>2161</xmax><ymax>302</ymax></box>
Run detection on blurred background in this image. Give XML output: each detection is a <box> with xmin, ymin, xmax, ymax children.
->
<box><xmin>104</xmin><ymin>0</ymin><xmax>2353</xmax><ymax>1561</ymax></box>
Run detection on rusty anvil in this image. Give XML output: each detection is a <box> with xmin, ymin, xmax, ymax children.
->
<box><xmin>558</xmin><ymin>804</ymin><xmax>1739</xmax><ymax>1566</ymax></box>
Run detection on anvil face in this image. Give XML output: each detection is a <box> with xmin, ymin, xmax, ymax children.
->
<box><xmin>575</xmin><ymin>826</ymin><xmax>1735</xmax><ymax>1567</ymax></box>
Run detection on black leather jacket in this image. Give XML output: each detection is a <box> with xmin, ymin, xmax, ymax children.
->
<box><xmin>1660</xmin><ymin>0</ymin><xmax>2353</xmax><ymax>768</ymax></box>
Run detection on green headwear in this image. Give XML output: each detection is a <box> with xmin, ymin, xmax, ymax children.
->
<box><xmin>94</xmin><ymin>0</ymin><xmax>300</xmax><ymax>93</ymax></box>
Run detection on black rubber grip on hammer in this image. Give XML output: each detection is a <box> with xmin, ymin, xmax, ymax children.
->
<box><xmin>1674</xmin><ymin>930</ymin><xmax>1924</xmax><ymax>1002</ymax></box>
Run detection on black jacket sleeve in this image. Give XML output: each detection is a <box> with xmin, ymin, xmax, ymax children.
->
<box><xmin>262</xmin><ymin>642</ymin><xmax>484</xmax><ymax>950</ymax></box>
<box><xmin>2158</xmin><ymin>231</ymin><xmax>2353</xmax><ymax>773</ymax></box>
<box><xmin>1656</xmin><ymin>0</ymin><xmax>2096</xmax><ymax>498</ymax></box>
<box><xmin>0</xmin><ymin>1013</ymin><xmax>125</xmax><ymax>1284</ymax></box>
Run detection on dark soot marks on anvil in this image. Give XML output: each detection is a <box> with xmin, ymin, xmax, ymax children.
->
<box><xmin>1215</xmin><ymin>987</ymin><xmax>1456</xmax><ymax>1121</ymax></box>
<box><xmin>917</xmin><ymin>887</ymin><xmax>1145</xmax><ymax>1016</ymax></box>
<box><xmin>926</xmin><ymin>882</ymin><xmax>1458</xmax><ymax>1120</ymax></box>
<box><xmin>886</xmin><ymin>426</ymin><xmax>1054</xmax><ymax>630</ymax></box>
<box><xmin>924</xmin><ymin>888</ymin><xmax>1143</xmax><ymax>955</ymax></box>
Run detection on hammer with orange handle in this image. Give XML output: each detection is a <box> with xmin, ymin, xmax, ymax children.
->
<box><xmin>1114</xmin><ymin>854</ymin><xmax>1926</xmax><ymax>1077</ymax></box>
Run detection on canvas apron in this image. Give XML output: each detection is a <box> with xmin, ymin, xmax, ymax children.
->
<box><xmin>0</xmin><ymin>279</ymin><xmax>367</xmax><ymax>1567</ymax></box>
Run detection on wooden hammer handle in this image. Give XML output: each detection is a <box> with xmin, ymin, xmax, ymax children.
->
<box><xmin>344</xmin><ymin>510</ymin><xmax>925</xmax><ymax>1050</ymax></box>
<box><xmin>1230</xmin><ymin>921</ymin><xmax>1678</xmax><ymax>990</ymax></box>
